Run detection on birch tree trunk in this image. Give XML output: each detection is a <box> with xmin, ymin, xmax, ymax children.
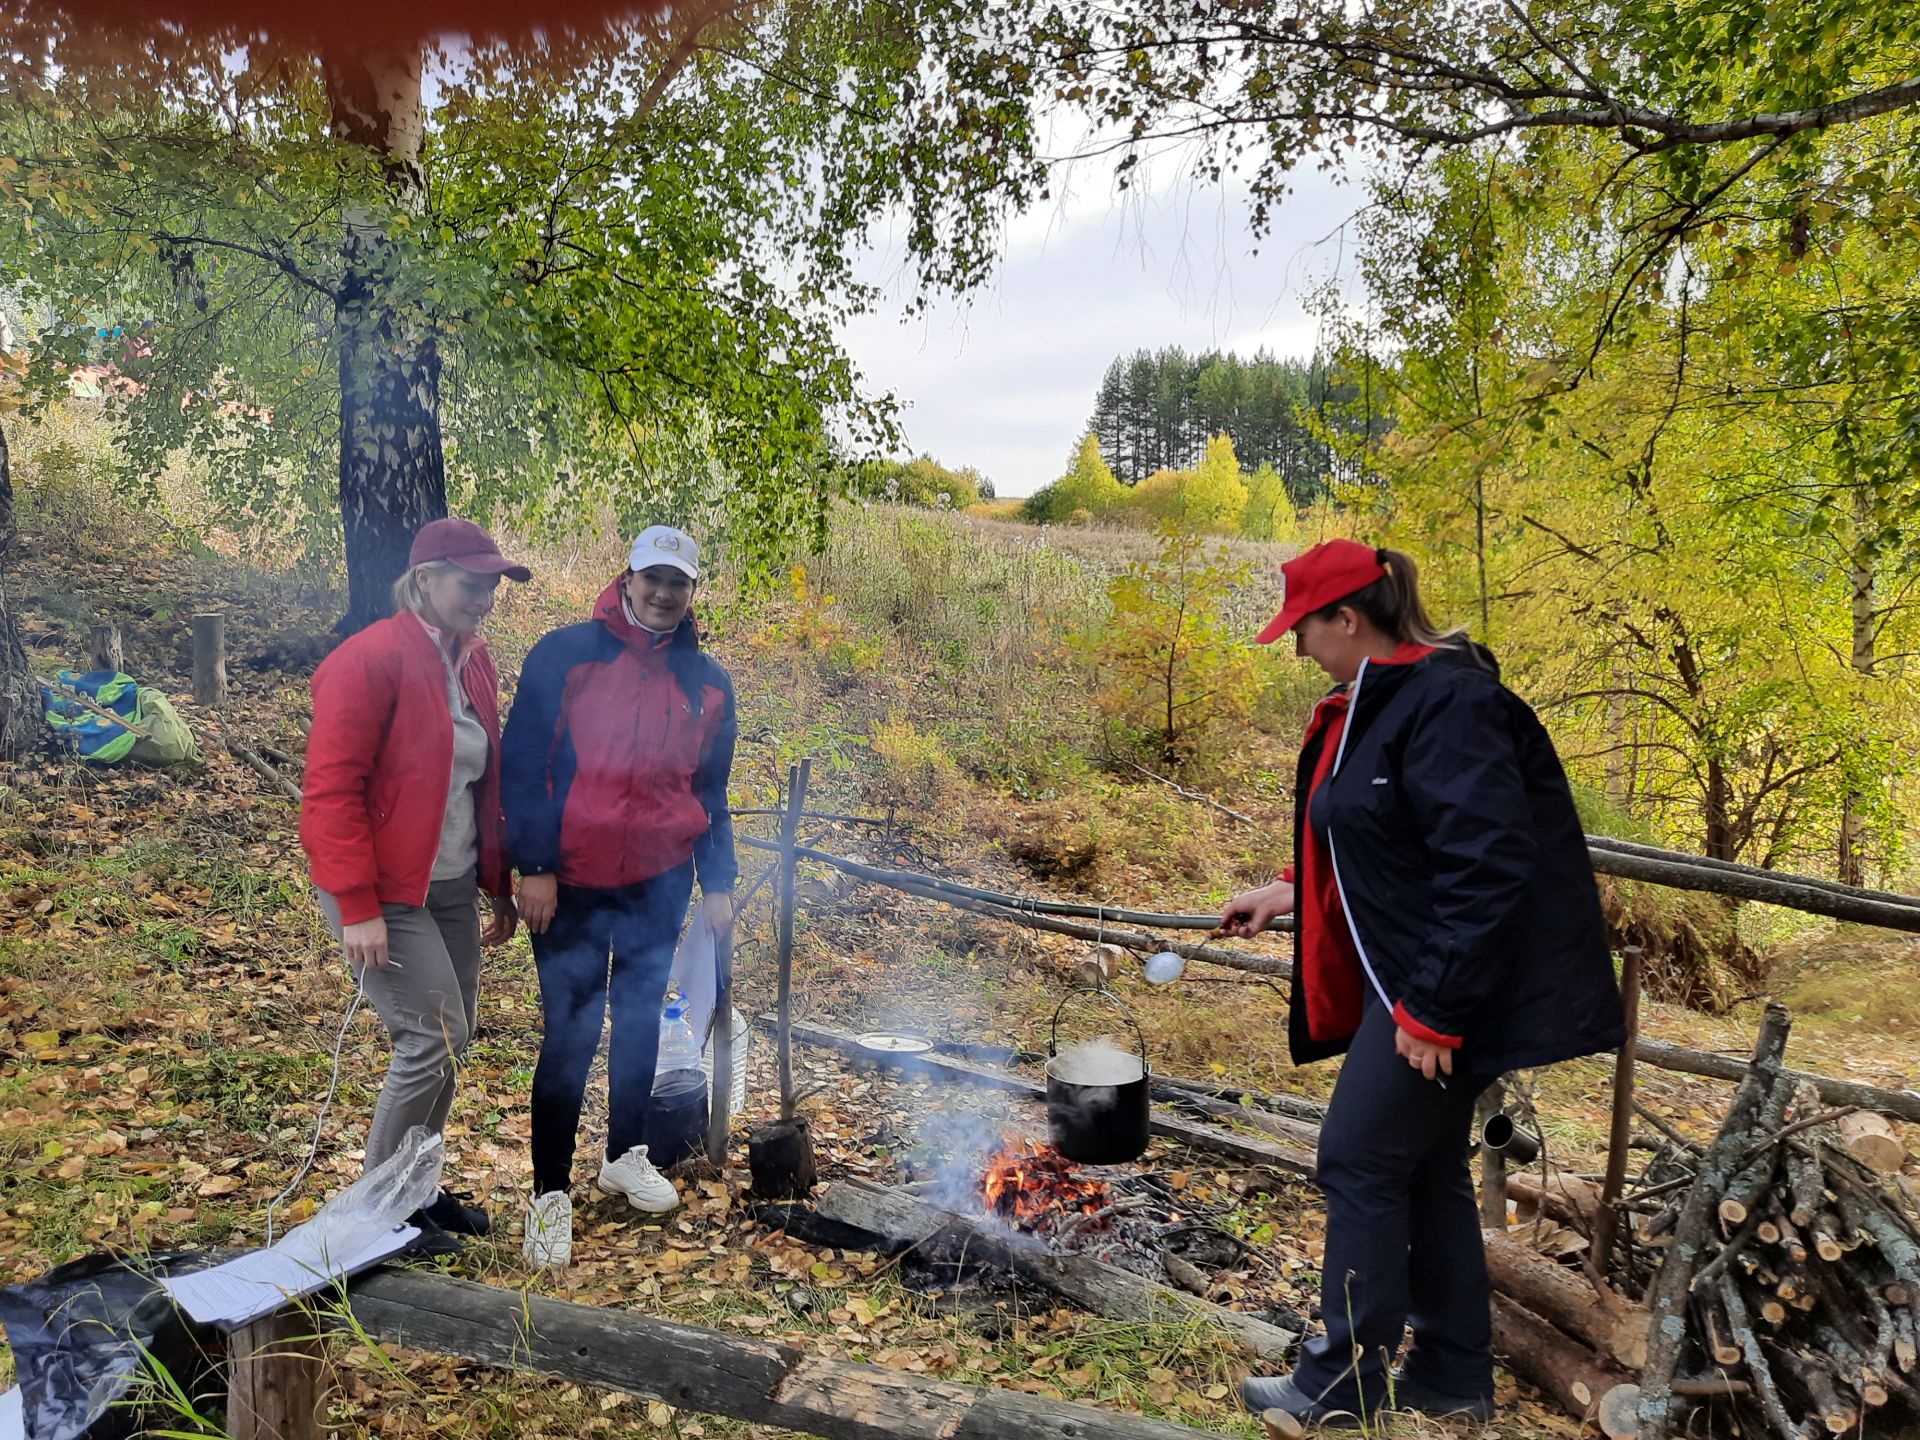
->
<box><xmin>324</xmin><ymin>48</ymin><xmax>448</xmax><ymax>636</ymax></box>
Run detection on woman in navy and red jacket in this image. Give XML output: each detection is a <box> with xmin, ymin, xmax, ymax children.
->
<box><xmin>1218</xmin><ymin>539</ymin><xmax>1624</xmax><ymax>1426</ymax></box>
<box><xmin>301</xmin><ymin>518</ymin><xmax>528</xmax><ymax>1239</ymax></box>
<box><xmin>502</xmin><ymin>525</ymin><xmax>737</xmax><ymax>1267</ymax></box>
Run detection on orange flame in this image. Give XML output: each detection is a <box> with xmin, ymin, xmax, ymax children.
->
<box><xmin>980</xmin><ymin>1136</ymin><xmax>1112</xmax><ymax>1229</ymax></box>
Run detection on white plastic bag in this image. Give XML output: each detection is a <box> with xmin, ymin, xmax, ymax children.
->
<box><xmin>668</xmin><ymin>909</ymin><xmax>718</xmax><ymax>1045</ymax></box>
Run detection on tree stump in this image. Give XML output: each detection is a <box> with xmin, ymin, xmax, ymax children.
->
<box><xmin>89</xmin><ymin>622</ymin><xmax>124</xmax><ymax>674</ymax></box>
<box><xmin>226</xmin><ymin>1306</ymin><xmax>325</xmax><ymax>1440</ymax></box>
<box><xmin>193</xmin><ymin>612</ymin><xmax>228</xmax><ymax>706</ymax></box>
<box><xmin>748</xmin><ymin>1117</ymin><xmax>817</xmax><ymax>1199</ymax></box>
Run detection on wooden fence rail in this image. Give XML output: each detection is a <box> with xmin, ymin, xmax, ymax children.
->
<box><xmin>338</xmin><ymin>1268</ymin><xmax>1238</xmax><ymax>1440</ymax></box>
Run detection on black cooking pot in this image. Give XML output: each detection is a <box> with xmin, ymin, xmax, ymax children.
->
<box><xmin>1046</xmin><ymin>986</ymin><xmax>1151</xmax><ymax>1165</ymax></box>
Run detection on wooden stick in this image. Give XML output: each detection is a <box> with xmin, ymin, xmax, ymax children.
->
<box><xmin>777</xmin><ymin>1017</ymin><xmax>1318</xmax><ymax>1177</ymax></box>
<box><xmin>1632</xmin><ymin>1036</ymin><xmax>1920</xmax><ymax>1124</ymax></box>
<box><xmin>1586</xmin><ymin>843</ymin><xmax>1920</xmax><ymax>933</ymax></box>
<box><xmin>1718</xmin><ymin>1273</ymin><xmax>1816</xmax><ymax>1440</ymax></box>
<box><xmin>1114</xmin><ymin>756</ymin><xmax>1258</xmax><ymax>827</ymax></box>
<box><xmin>775</xmin><ymin>758</ymin><xmax>811</xmax><ymax>1122</ymax></box>
<box><xmin>1478</xmin><ymin>1084</ymin><xmax>1508</xmax><ymax>1228</ymax></box>
<box><xmin>44</xmin><ymin>677</ymin><xmax>154</xmax><ymax>739</ymax></box>
<box><xmin>1594</xmin><ymin>945</ymin><xmax>1643</xmax><ymax>1268</ymax></box>
<box><xmin>1487</xmin><ymin>1295</ymin><xmax>1625</xmax><ymax>1424</ymax></box>
<box><xmin>1632</xmin><ymin>1102</ymin><xmax>1705</xmax><ymax>1156</ymax></box>
<box><xmin>342</xmin><ymin>1269</ymin><xmax>1241</xmax><ymax>1440</ymax></box>
<box><xmin>1639</xmin><ymin>1004</ymin><xmax>1792</xmax><ymax>1440</ymax></box>
<box><xmin>228</xmin><ymin>737</ymin><xmax>303</xmax><ymax>803</ymax></box>
<box><xmin>1482</xmin><ymin>1229</ymin><xmax>1647</xmax><ymax>1368</ymax></box>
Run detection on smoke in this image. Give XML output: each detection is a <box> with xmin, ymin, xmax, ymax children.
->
<box><xmin>1048</xmin><ymin>1035</ymin><xmax>1143</xmax><ymax>1086</ymax></box>
<box><xmin>914</xmin><ymin>1097</ymin><xmax>1020</xmax><ymax>1215</ymax></box>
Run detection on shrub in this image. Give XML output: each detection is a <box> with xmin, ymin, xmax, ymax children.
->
<box><xmin>1069</xmin><ymin>524</ymin><xmax>1262</xmax><ymax>765</ymax></box>
<box><xmin>1025</xmin><ymin>434</ymin><xmax>1127</xmax><ymax>524</ymax></box>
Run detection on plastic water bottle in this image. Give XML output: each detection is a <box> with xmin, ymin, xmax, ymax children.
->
<box><xmin>652</xmin><ymin>1000</ymin><xmax>709</xmax><ymax>1169</ymax></box>
<box><xmin>657</xmin><ymin>999</ymin><xmax>703</xmax><ymax>1074</ymax></box>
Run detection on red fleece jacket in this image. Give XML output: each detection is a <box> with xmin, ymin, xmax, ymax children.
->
<box><xmin>300</xmin><ymin>614</ymin><xmax>509</xmax><ymax>925</ymax></box>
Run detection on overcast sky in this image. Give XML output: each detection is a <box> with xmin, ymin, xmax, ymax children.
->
<box><xmin>837</xmin><ymin>154</ymin><xmax>1366</xmax><ymax>498</ymax></box>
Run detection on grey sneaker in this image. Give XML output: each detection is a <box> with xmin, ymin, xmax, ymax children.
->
<box><xmin>1239</xmin><ymin>1374</ymin><xmax>1367</xmax><ymax>1429</ymax></box>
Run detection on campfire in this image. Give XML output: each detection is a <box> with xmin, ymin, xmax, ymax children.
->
<box><xmin>979</xmin><ymin>1136</ymin><xmax>1113</xmax><ymax>1231</ymax></box>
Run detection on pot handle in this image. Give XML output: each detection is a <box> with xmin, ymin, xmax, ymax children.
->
<box><xmin>1048</xmin><ymin>985</ymin><xmax>1149</xmax><ymax>1065</ymax></box>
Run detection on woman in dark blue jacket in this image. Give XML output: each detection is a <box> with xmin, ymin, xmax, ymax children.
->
<box><xmin>1218</xmin><ymin>539</ymin><xmax>1624</xmax><ymax>1427</ymax></box>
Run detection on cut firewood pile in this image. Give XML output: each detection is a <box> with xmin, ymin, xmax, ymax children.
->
<box><xmin>1494</xmin><ymin>1003</ymin><xmax>1920</xmax><ymax>1440</ymax></box>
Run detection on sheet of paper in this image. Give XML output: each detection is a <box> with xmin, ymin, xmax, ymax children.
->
<box><xmin>0</xmin><ymin>1386</ymin><xmax>23</xmax><ymax>1440</ymax></box>
<box><xmin>160</xmin><ymin>1224</ymin><xmax>417</xmax><ymax>1329</ymax></box>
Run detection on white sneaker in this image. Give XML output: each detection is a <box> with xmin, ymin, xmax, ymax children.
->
<box><xmin>522</xmin><ymin>1190</ymin><xmax>573</xmax><ymax>1269</ymax></box>
<box><xmin>597</xmin><ymin>1144</ymin><xmax>680</xmax><ymax>1213</ymax></box>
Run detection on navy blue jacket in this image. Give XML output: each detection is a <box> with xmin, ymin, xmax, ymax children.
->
<box><xmin>1291</xmin><ymin>642</ymin><xmax>1625</xmax><ymax>1073</ymax></box>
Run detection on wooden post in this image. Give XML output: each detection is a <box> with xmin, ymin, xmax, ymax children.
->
<box><xmin>226</xmin><ymin>1306</ymin><xmax>325</xmax><ymax>1440</ymax></box>
<box><xmin>775</xmin><ymin>758</ymin><xmax>812</xmax><ymax>1121</ymax></box>
<box><xmin>89</xmin><ymin>622</ymin><xmax>123</xmax><ymax>674</ymax></box>
<box><xmin>192</xmin><ymin>612</ymin><xmax>228</xmax><ymax>706</ymax></box>
<box><xmin>1478</xmin><ymin>1082</ymin><xmax>1508</xmax><ymax>1227</ymax></box>
<box><xmin>706</xmin><ymin>919</ymin><xmax>733</xmax><ymax>1164</ymax></box>
<box><xmin>1593</xmin><ymin>945</ymin><xmax>1643</xmax><ymax>1268</ymax></box>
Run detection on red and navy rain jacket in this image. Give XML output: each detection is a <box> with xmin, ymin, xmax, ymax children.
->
<box><xmin>1286</xmin><ymin>642</ymin><xmax>1624</xmax><ymax>1075</ymax></box>
<box><xmin>500</xmin><ymin>581</ymin><xmax>738</xmax><ymax>893</ymax></box>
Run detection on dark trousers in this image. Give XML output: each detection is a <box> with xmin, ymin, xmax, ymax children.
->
<box><xmin>529</xmin><ymin>863</ymin><xmax>694</xmax><ymax>1195</ymax></box>
<box><xmin>1291</xmin><ymin>990</ymin><xmax>1495</xmax><ymax>1410</ymax></box>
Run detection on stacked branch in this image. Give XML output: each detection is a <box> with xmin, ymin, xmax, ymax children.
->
<box><xmin>1535</xmin><ymin>1004</ymin><xmax>1920</xmax><ymax>1440</ymax></box>
<box><xmin>1476</xmin><ymin>1007</ymin><xmax>1918</xmax><ymax>1440</ymax></box>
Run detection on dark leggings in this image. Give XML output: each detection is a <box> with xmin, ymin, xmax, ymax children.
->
<box><xmin>529</xmin><ymin>863</ymin><xmax>694</xmax><ymax>1195</ymax></box>
<box><xmin>1290</xmin><ymin>989</ymin><xmax>1495</xmax><ymax>1411</ymax></box>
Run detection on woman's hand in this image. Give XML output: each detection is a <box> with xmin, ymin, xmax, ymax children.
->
<box><xmin>702</xmin><ymin>890</ymin><xmax>735</xmax><ymax>948</ymax></box>
<box><xmin>1395</xmin><ymin>1025</ymin><xmax>1455</xmax><ymax>1082</ymax></box>
<box><xmin>1216</xmin><ymin>879</ymin><xmax>1296</xmax><ymax>938</ymax></box>
<box><xmin>518</xmin><ymin>874</ymin><xmax>559</xmax><ymax>934</ymax></box>
<box><xmin>481</xmin><ymin>892</ymin><xmax>517</xmax><ymax>946</ymax></box>
<box><xmin>342</xmin><ymin>917</ymin><xmax>390</xmax><ymax>969</ymax></box>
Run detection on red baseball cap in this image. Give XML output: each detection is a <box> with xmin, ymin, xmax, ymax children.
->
<box><xmin>1255</xmin><ymin>539</ymin><xmax>1388</xmax><ymax>644</ymax></box>
<box><xmin>409</xmin><ymin>518</ymin><xmax>532</xmax><ymax>582</ymax></box>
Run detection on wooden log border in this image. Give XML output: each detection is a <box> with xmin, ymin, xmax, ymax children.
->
<box><xmin>342</xmin><ymin>1268</ymin><xmax>1240</xmax><ymax>1440</ymax></box>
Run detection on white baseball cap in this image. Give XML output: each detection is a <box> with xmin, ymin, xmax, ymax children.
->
<box><xmin>628</xmin><ymin>525</ymin><xmax>700</xmax><ymax>580</ymax></box>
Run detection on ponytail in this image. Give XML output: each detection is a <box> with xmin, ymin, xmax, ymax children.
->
<box><xmin>1312</xmin><ymin>547</ymin><xmax>1465</xmax><ymax>648</ymax></box>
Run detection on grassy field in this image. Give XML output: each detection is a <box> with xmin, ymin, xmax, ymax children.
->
<box><xmin>1</xmin><ymin>432</ymin><xmax>1916</xmax><ymax>1439</ymax></box>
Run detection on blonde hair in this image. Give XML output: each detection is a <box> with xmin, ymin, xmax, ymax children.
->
<box><xmin>391</xmin><ymin>560</ymin><xmax>460</xmax><ymax>616</ymax></box>
<box><xmin>1314</xmin><ymin>547</ymin><xmax>1465</xmax><ymax>647</ymax></box>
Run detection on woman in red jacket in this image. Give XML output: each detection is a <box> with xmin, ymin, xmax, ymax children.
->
<box><xmin>502</xmin><ymin>524</ymin><xmax>737</xmax><ymax>1268</ymax></box>
<box><xmin>300</xmin><ymin>518</ymin><xmax>529</xmax><ymax>1239</ymax></box>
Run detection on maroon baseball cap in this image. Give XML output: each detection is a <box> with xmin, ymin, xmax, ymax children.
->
<box><xmin>1255</xmin><ymin>539</ymin><xmax>1388</xmax><ymax>643</ymax></box>
<box><xmin>409</xmin><ymin>518</ymin><xmax>531</xmax><ymax>581</ymax></box>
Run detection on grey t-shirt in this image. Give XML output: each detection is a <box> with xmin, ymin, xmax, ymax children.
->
<box><xmin>433</xmin><ymin>658</ymin><xmax>488</xmax><ymax>881</ymax></box>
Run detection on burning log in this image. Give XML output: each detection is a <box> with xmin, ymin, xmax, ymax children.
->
<box><xmin>812</xmin><ymin>1179</ymin><xmax>1299</xmax><ymax>1361</ymax></box>
<box><xmin>1482</xmin><ymin>1230</ymin><xmax>1650</xmax><ymax>1369</ymax></box>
